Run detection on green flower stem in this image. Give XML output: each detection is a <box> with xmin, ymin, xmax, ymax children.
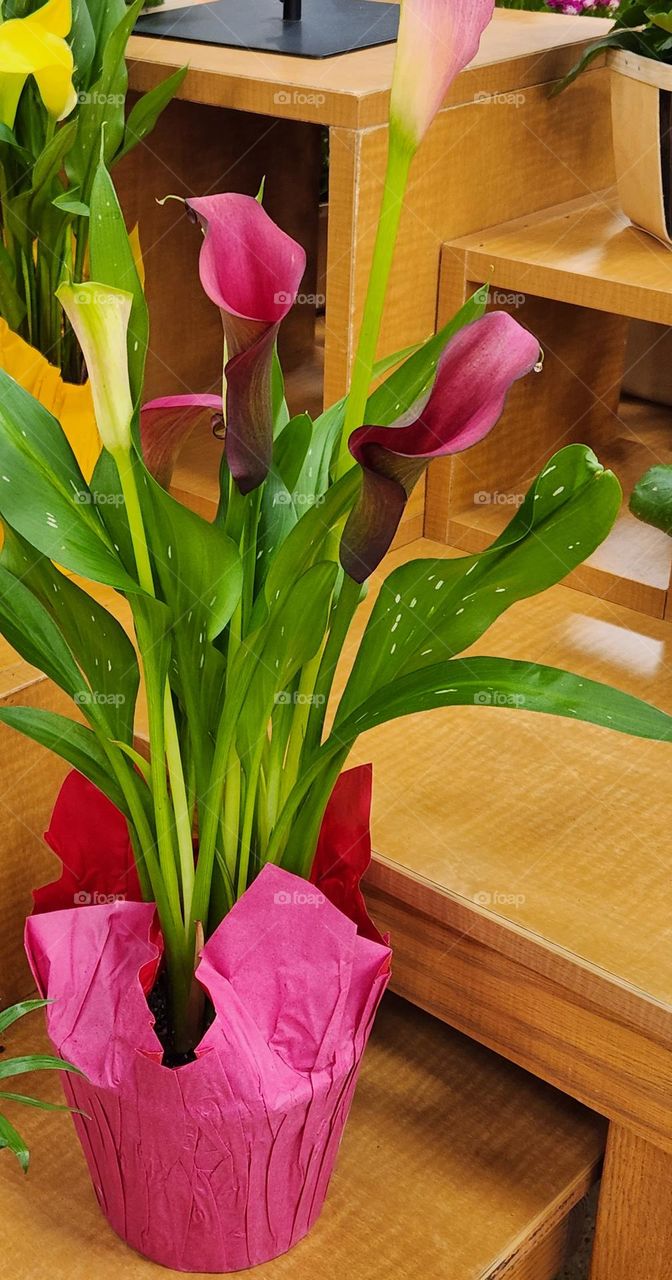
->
<box><xmin>164</xmin><ymin>682</ymin><xmax>195</xmax><ymax>928</ymax></box>
<box><xmin>236</xmin><ymin>730</ymin><xmax>266</xmax><ymax>897</ymax></box>
<box><xmin>333</xmin><ymin>132</ymin><xmax>414</xmax><ymax>481</ymax></box>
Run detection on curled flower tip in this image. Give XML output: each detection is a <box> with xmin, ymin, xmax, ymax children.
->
<box><xmin>340</xmin><ymin>312</ymin><xmax>541</xmax><ymax>582</ymax></box>
<box><xmin>140</xmin><ymin>395</ymin><xmax>223</xmax><ymax>491</ymax></box>
<box><xmin>390</xmin><ymin>0</ymin><xmax>495</xmax><ymax>152</ymax></box>
<box><xmin>186</xmin><ymin>192</ymin><xmax>306</xmax><ymax>494</ymax></box>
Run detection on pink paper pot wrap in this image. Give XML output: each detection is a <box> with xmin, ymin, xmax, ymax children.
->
<box><xmin>25</xmin><ymin>766</ymin><xmax>390</xmax><ymax>1273</ymax></box>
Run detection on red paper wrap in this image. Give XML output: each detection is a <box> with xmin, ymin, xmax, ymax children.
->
<box><xmin>25</xmin><ymin>766</ymin><xmax>391</xmax><ymax>1272</ymax></box>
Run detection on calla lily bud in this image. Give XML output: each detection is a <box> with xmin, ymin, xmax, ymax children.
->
<box><xmin>340</xmin><ymin>312</ymin><xmax>541</xmax><ymax>582</ymax></box>
<box><xmin>390</xmin><ymin>0</ymin><xmax>495</xmax><ymax>151</ymax></box>
<box><xmin>57</xmin><ymin>282</ymin><xmax>134</xmax><ymax>456</ymax></box>
<box><xmin>0</xmin><ymin>0</ymin><xmax>77</xmax><ymax>129</ymax></box>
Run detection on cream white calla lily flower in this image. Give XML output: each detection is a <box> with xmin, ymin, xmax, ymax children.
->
<box><xmin>57</xmin><ymin>282</ymin><xmax>134</xmax><ymax>456</ymax></box>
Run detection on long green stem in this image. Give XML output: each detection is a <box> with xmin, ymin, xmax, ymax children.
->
<box><xmin>304</xmin><ymin>573</ymin><xmax>361</xmax><ymax>757</ymax></box>
<box><xmin>334</xmin><ymin>133</ymin><xmax>413</xmax><ymax>480</ymax></box>
<box><xmin>164</xmin><ymin>684</ymin><xmax>195</xmax><ymax>929</ymax></box>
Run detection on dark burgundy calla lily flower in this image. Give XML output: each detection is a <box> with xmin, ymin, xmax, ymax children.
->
<box><xmin>186</xmin><ymin>193</ymin><xmax>306</xmax><ymax>494</ymax></box>
<box><xmin>340</xmin><ymin>312</ymin><xmax>541</xmax><ymax>582</ymax></box>
<box><xmin>140</xmin><ymin>394</ymin><xmax>222</xmax><ymax>491</ymax></box>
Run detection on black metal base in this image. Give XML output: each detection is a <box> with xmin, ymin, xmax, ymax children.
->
<box><xmin>135</xmin><ymin>0</ymin><xmax>399</xmax><ymax>59</ymax></box>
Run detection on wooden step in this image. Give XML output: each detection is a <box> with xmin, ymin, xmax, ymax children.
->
<box><xmin>0</xmin><ymin>992</ymin><xmax>603</xmax><ymax>1280</ymax></box>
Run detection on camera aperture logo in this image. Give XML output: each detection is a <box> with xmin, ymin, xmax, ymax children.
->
<box><xmin>74</xmin><ymin>890</ymin><xmax>126</xmax><ymax>906</ymax></box>
<box><xmin>474</xmin><ymin>690</ymin><xmax>525</xmax><ymax>708</ymax></box>
<box><xmin>273</xmin><ymin>888</ymin><xmax>325</xmax><ymax>908</ymax></box>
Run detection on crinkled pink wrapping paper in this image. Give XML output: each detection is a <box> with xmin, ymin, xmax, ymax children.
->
<box><xmin>25</xmin><ymin>857</ymin><xmax>390</xmax><ymax>1272</ymax></box>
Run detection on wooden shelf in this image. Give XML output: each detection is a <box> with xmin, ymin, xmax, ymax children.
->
<box><xmin>0</xmin><ymin>994</ymin><xmax>603</xmax><ymax>1279</ymax></box>
<box><xmin>446</xmin><ymin>191</ymin><xmax>672</xmax><ymax>326</ymax></box>
<box><xmin>435</xmin><ymin>194</ymin><xmax>672</xmax><ymax>617</ymax></box>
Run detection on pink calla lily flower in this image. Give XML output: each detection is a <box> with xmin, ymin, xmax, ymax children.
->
<box><xmin>340</xmin><ymin>312</ymin><xmax>541</xmax><ymax>582</ymax></box>
<box><xmin>390</xmin><ymin>0</ymin><xmax>495</xmax><ymax>150</ymax></box>
<box><xmin>186</xmin><ymin>193</ymin><xmax>306</xmax><ymax>494</ymax></box>
<box><xmin>140</xmin><ymin>394</ymin><xmax>222</xmax><ymax>491</ymax></box>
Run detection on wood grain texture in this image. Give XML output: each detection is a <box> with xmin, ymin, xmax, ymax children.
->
<box><xmin>609</xmin><ymin>53</ymin><xmax>670</xmax><ymax>247</ymax></box>
<box><xmin>127</xmin><ymin>9</ymin><xmax>613</xmax><ymax>129</ymax></box>
<box><xmin>0</xmin><ymin>668</ymin><xmax>73</xmax><ymax>1008</ymax></box>
<box><xmin>590</xmin><ymin>1124</ymin><xmax>672</xmax><ymax>1280</ymax></box>
<box><xmin>0</xmin><ymin>994</ymin><xmax>603</xmax><ymax>1280</ymax></box>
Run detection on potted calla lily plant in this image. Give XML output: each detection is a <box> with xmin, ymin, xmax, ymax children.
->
<box><xmin>2</xmin><ymin>0</ymin><xmax>672</xmax><ymax>1270</ymax></box>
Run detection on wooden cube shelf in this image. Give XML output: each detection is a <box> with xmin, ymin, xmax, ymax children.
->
<box><xmin>431</xmin><ymin>192</ymin><xmax>672</xmax><ymax>619</ymax></box>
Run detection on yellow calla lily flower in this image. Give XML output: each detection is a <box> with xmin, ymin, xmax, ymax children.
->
<box><xmin>0</xmin><ymin>0</ymin><xmax>77</xmax><ymax>130</ymax></box>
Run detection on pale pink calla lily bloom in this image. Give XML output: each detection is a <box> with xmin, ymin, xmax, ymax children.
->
<box><xmin>140</xmin><ymin>394</ymin><xmax>222</xmax><ymax>491</ymax></box>
<box><xmin>340</xmin><ymin>312</ymin><xmax>541</xmax><ymax>582</ymax></box>
<box><xmin>390</xmin><ymin>0</ymin><xmax>495</xmax><ymax>150</ymax></box>
<box><xmin>186</xmin><ymin>194</ymin><xmax>306</xmax><ymax>494</ymax></box>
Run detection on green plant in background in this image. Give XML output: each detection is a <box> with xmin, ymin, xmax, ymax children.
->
<box><xmin>0</xmin><ymin>0</ymin><xmax>186</xmax><ymax>381</ymax></box>
<box><xmin>556</xmin><ymin>2</ymin><xmax>672</xmax><ymax>89</ymax></box>
<box><xmin>0</xmin><ymin>1000</ymin><xmax>82</xmax><ymax>1171</ymax></box>
<box><xmin>631</xmin><ymin>463</ymin><xmax>672</xmax><ymax>533</ymax></box>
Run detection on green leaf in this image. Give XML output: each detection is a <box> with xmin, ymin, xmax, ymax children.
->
<box><xmin>0</xmin><ymin>1114</ymin><xmax>29</xmax><ymax>1172</ymax></box>
<box><xmin>551</xmin><ymin>31</ymin><xmax>653</xmax><ymax>96</ymax></box>
<box><xmin>70</xmin><ymin>0</ymin><xmax>96</xmax><ymax>88</ymax></box>
<box><xmin>89</xmin><ymin>158</ymin><xmax>149</xmax><ymax>407</ymax></box>
<box><xmin>0</xmin><ymin>567</ymin><xmax>89</xmax><ymax>701</ymax></box>
<box><xmin>255</xmin><ymin>414</ymin><xmax>314</xmax><ymax>587</ymax></box>
<box><xmin>1</xmin><ymin>526</ymin><xmax>139</xmax><ymax>743</ymax></box>
<box><xmin>0</xmin><ymin>1001</ymin><xmax>49</xmax><ymax>1035</ymax></box>
<box><xmin>236</xmin><ymin>560</ymin><xmax>338</xmax><ymax>760</ymax></box>
<box><xmin>337</xmin><ymin>445</ymin><xmax>621</xmax><ymax>723</ymax></box>
<box><xmin>117</xmin><ymin>65</ymin><xmax>189</xmax><ymax>162</ymax></box>
<box><xmin>66</xmin><ymin>0</ymin><xmax>144</xmax><ymax>194</ymax></box>
<box><xmin>0</xmin><ymin>1055</ymin><xmax>84</xmax><ymax>1082</ymax></box>
<box><xmin>0</xmin><ymin>242</ymin><xmax>26</xmax><ymax>330</ymax></box>
<box><xmin>630</xmin><ymin>463</ymin><xmax>672</xmax><ymax>535</ymax></box>
<box><xmin>0</xmin><ymin>706</ymin><xmax>130</xmax><ymax>814</ymax></box>
<box><xmin>29</xmin><ymin>121</ymin><xmax>78</xmax><ymax>214</ymax></box>
<box><xmin>0</xmin><ymin>122</ymin><xmax>30</xmax><ymax>162</ymax></box>
<box><xmin>331</xmin><ymin>656</ymin><xmax>672</xmax><ymax>750</ymax></box>
<box><xmin>0</xmin><ymin>1093</ymin><xmax>85</xmax><ymax>1115</ymax></box>
<box><xmin>52</xmin><ymin>190</ymin><xmax>89</xmax><ymax>217</ymax></box>
<box><xmin>0</xmin><ymin>372</ymin><xmax>137</xmax><ymax>589</ymax></box>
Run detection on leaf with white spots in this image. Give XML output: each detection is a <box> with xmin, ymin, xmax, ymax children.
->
<box><xmin>336</xmin><ymin>445</ymin><xmax>621</xmax><ymax>725</ymax></box>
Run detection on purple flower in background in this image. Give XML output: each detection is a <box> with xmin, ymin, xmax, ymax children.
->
<box><xmin>546</xmin><ymin>0</ymin><xmax>618</xmax><ymax>12</ymax></box>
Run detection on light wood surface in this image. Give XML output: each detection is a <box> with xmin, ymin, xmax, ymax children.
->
<box><xmin>444</xmin><ymin>191</ymin><xmax>672</xmax><ymax>326</ymax></box>
<box><xmin>128</xmin><ymin>9</ymin><xmax>613</xmax><ymax>129</ymax></box>
<box><xmin>590</xmin><ymin>1124</ymin><xmax>672</xmax><ymax>1280</ymax></box>
<box><xmin>0</xmin><ymin>994</ymin><xmax>603</xmax><ymax>1280</ymax></box>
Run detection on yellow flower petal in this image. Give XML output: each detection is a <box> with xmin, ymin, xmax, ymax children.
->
<box><xmin>24</xmin><ymin>0</ymin><xmax>73</xmax><ymax>40</ymax></box>
<box><xmin>0</xmin><ymin>1</ymin><xmax>75</xmax><ymax>126</ymax></box>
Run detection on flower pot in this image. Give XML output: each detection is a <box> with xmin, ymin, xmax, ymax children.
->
<box><xmin>609</xmin><ymin>49</ymin><xmax>672</xmax><ymax>245</ymax></box>
<box><xmin>24</xmin><ymin>768</ymin><xmax>391</xmax><ymax>1273</ymax></box>
<box><xmin>0</xmin><ymin>319</ymin><xmax>100</xmax><ymax>480</ymax></box>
